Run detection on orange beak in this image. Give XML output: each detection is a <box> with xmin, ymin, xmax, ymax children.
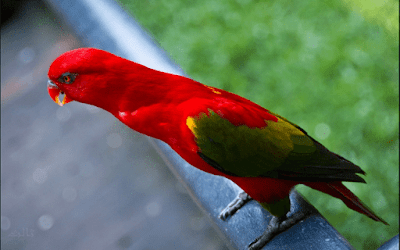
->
<box><xmin>47</xmin><ymin>80</ymin><xmax>73</xmax><ymax>106</ymax></box>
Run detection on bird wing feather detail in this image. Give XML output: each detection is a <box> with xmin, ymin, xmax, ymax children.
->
<box><xmin>186</xmin><ymin>100</ymin><xmax>365</xmax><ymax>182</ymax></box>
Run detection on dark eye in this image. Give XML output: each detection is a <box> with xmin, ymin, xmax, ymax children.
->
<box><xmin>59</xmin><ymin>72</ymin><xmax>76</xmax><ymax>84</ymax></box>
<box><xmin>63</xmin><ymin>75</ymin><xmax>71</xmax><ymax>83</ymax></box>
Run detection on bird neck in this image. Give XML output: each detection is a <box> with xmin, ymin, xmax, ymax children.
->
<box><xmin>83</xmin><ymin>64</ymin><xmax>206</xmax><ymax>119</ymax></box>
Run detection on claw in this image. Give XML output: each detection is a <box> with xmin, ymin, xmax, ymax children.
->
<box><xmin>219</xmin><ymin>191</ymin><xmax>252</xmax><ymax>220</ymax></box>
<box><xmin>247</xmin><ymin>210</ymin><xmax>310</xmax><ymax>250</ymax></box>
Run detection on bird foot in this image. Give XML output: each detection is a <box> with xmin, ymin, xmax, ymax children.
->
<box><xmin>247</xmin><ymin>210</ymin><xmax>310</xmax><ymax>250</ymax></box>
<box><xmin>219</xmin><ymin>191</ymin><xmax>252</xmax><ymax>220</ymax></box>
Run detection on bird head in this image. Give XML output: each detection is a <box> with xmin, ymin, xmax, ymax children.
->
<box><xmin>47</xmin><ymin>48</ymin><xmax>130</xmax><ymax>107</ymax></box>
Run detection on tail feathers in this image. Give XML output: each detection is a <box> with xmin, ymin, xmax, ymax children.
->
<box><xmin>307</xmin><ymin>182</ymin><xmax>388</xmax><ymax>225</ymax></box>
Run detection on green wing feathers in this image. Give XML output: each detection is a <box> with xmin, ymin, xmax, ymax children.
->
<box><xmin>187</xmin><ymin>110</ymin><xmax>365</xmax><ymax>182</ymax></box>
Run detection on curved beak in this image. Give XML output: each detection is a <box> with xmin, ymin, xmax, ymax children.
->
<box><xmin>47</xmin><ymin>80</ymin><xmax>73</xmax><ymax>106</ymax></box>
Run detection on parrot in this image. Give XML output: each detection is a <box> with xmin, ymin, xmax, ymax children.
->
<box><xmin>47</xmin><ymin>48</ymin><xmax>388</xmax><ymax>249</ymax></box>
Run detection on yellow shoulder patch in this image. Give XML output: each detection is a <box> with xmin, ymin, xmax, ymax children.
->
<box><xmin>186</xmin><ymin>116</ymin><xmax>197</xmax><ymax>136</ymax></box>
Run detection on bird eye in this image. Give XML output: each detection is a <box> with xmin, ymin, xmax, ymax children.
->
<box><xmin>59</xmin><ymin>73</ymin><xmax>77</xmax><ymax>84</ymax></box>
<box><xmin>63</xmin><ymin>75</ymin><xmax>71</xmax><ymax>83</ymax></box>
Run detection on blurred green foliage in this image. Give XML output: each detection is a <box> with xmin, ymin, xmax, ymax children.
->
<box><xmin>118</xmin><ymin>0</ymin><xmax>398</xmax><ymax>249</ymax></box>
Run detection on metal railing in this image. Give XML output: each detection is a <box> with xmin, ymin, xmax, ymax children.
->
<box><xmin>43</xmin><ymin>0</ymin><xmax>397</xmax><ymax>249</ymax></box>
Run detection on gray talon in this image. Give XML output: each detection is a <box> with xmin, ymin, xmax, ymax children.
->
<box><xmin>219</xmin><ymin>191</ymin><xmax>252</xmax><ymax>220</ymax></box>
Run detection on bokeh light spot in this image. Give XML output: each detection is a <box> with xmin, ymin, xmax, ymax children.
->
<box><xmin>315</xmin><ymin>123</ymin><xmax>331</xmax><ymax>140</ymax></box>
<box><xmin>357</xmin><ymin>99</ymin><xmax>372</xmax><ymax>117</ymax></box>
<box><xmin>18</xmin><ymin>47</ymin><xmax>35</xmax><ymax>64</ymax></box>
<box><xmin>1</xmin><ymin>216</ymin><xmax>11</xmax><ymax>231</ymax></box>
<box><xmin>37</xmin><ymin>214</ymin><xmax>54</xmax><ymax>231</ymax></box>
<box><xmin>145</xmin><ymin>201</ymin><xmax>161</xmax><ymax>217</ymax></box>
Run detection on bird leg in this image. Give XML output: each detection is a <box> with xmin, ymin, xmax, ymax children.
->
<box><xmin>219</xmin><ymin>191</ymin><xmax>252</xmax><ymax>220</ymax></box>
<box><xmin>247</xmin><ymin>209</ymin><xmax>310</xmax><ymax>250</ymax></box>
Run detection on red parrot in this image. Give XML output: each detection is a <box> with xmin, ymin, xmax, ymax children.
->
<box><xmin>47</xmin><ymin>48</ymin><xmax>387</xmax><ymax>249</ymax></box>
